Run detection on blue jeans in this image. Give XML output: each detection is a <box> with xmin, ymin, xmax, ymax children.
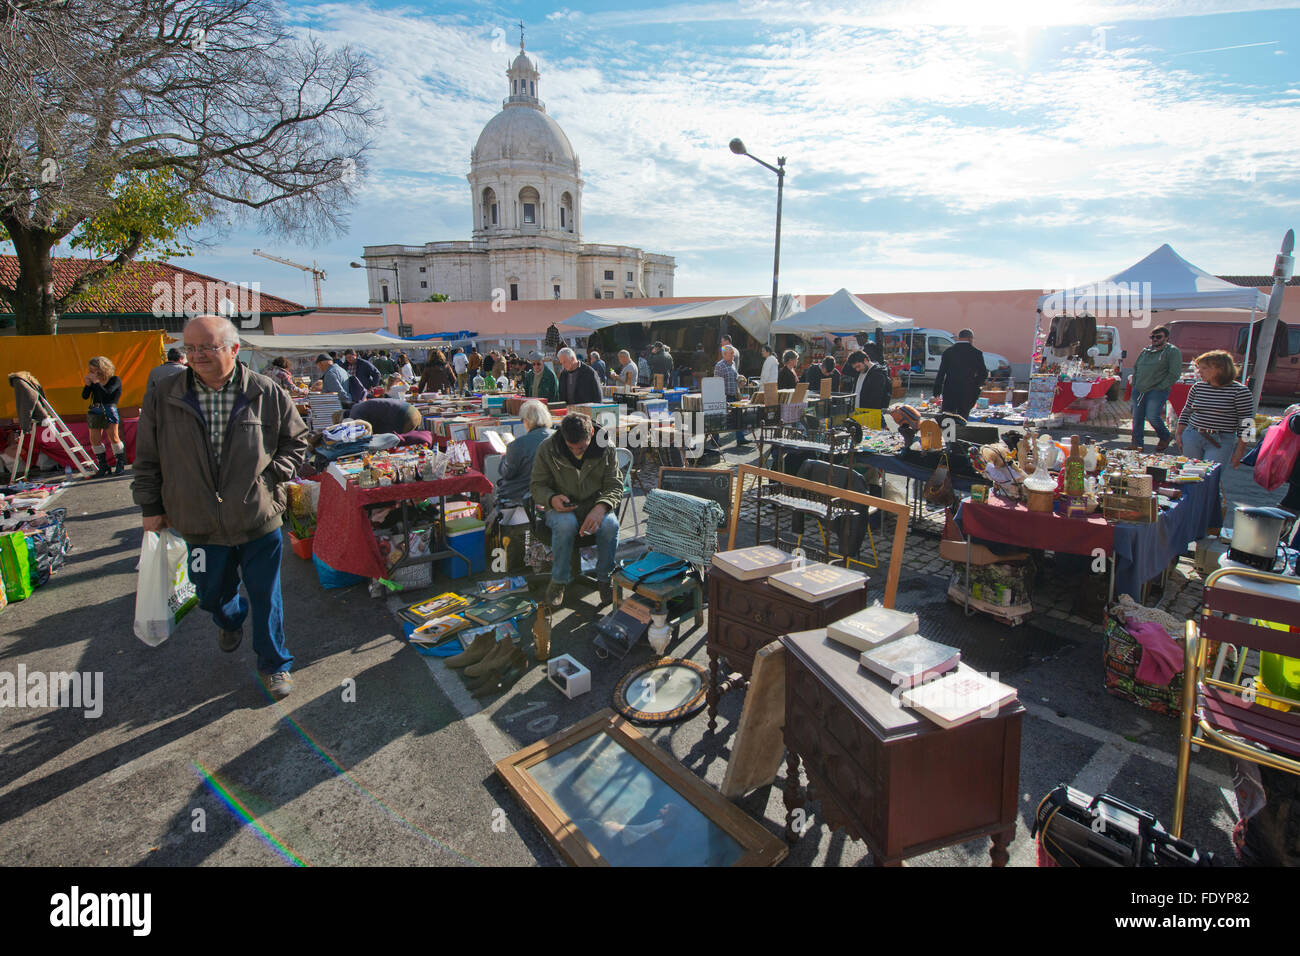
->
<box><xmin>1131</xmin><ymin>389</ymin><xmax>1171</xmax><ymax>445</ymax></box>
<box><xmin>546</xmin><ymin>508</ymin><xmax>619</xmax><ymax>585</ymax></box>
<box><xmin>1179</xmin><ymin>429</ymin><xmax>1237</xmax><ymax>468</ymax></box>
<box><xmin>188</xmin><ymin>529</ymin><xmax>292</xmax><ymax>674</ymax></box>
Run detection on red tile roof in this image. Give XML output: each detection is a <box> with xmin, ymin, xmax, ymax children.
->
<box><xmin>0</xmin><ymin>255</ymin><xmax>308</xmax><ymax>315</ymax></box>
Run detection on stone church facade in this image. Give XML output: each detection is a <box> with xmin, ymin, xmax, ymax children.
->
<box><xmin>360</xmin><ymin>43</ymin><xmax>674</xmax><ymax>305</ymax></box>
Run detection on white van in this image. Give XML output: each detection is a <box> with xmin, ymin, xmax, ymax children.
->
<box><xmin>882</xmin><ymin>329</ymin><xmax>1012</xmax><ymax>384</ymax></box>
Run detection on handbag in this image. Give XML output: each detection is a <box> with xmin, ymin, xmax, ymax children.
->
<box><xmin>1032</xmin><ymin>785</ymin><xmax>1212</xmax><ymax>867</ymax></box>
<box><xmin>619</xmin><ymin>551</ymin><xmax>690</xmax><ymax>585</ymax></box>
<box><xmin>923</xmin><ymin>453</ymin><xmax>955</xmax><ymax>507</ymax></box>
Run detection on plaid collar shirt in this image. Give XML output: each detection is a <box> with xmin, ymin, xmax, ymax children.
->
<box><xmin>193</xmin><ymin>365</ymin><xmax>240</xmax><ymax>470</ymax></box>
<box><xmin>713</xmin><ymin>358</ymin><xmax>739</xmax><ymax>399</ymax></box>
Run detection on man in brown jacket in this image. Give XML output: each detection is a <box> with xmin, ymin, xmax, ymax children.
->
<box><xmin>132</xmin><ymin>315</ymin><xmax>309</xmax><ymax>700</ymax></box>
<box><xmin>530</xmin><ymin>412</ymin><xmax>622</xmax><ymax>608</ymax></box>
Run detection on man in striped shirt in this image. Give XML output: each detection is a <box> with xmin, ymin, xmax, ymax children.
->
<box><xmin>1175</xmin><ymin>349</ymin><xmax>1256</xmax><ymax>469</ymax></box>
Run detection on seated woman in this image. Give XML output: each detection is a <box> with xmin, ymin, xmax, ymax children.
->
<box><xmin>495</xmin><ymin>400</ymin><xmax>552</xmax><ymax>505</ymax></box>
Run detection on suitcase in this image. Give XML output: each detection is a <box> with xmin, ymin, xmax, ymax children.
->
<box><xmin>1032</xmin><ymin>785</ymin><xmax>1213</xmax><ymax>867</ymax></box>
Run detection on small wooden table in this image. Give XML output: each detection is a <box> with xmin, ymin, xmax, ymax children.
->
<box><xmin>612</xmin><ymin>569</ymin><xmax>704</xmax><ymax>638</ymax></box>
<box><xmin>780</xmin><ymin>628</ymin><xmax>1023</xmax><ymax>866</ymax></box>
<box><xmin>706</xmin><ymin>568</ymin><xmax>866</xmax><ymax>732</ymax></box>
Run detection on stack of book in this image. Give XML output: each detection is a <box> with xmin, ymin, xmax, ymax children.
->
<box><xmin>470</xmin><ymin>576</ymin><xmax>530</xmax><ymax>600</ymax></box>
<box><xmin>825</xmin><ymin>605</ymin><xmax>1018</xmax><ymax>728</ymax></box>
<box><xmin>398</xmin><ymin>592</ymin><xmax>471</xmax><ymax>628</ymax></box>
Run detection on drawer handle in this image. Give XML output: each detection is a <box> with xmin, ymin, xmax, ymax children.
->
<box><xmin>753</xmin><ymin>611</ymin><xmax>764</xmax><ymax>623</ymax></box>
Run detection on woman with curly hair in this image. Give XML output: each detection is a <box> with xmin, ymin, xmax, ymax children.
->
<box><xmin>83</xmin><ymin>355</ymin><xmax>124</xmax><ymax>476</ymax></box>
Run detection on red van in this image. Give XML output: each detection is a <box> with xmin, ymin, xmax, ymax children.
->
<box><xmin>1166</xmin><ymin>320</ymin><xmax>1299</xmax><ymax>399</ymax></box>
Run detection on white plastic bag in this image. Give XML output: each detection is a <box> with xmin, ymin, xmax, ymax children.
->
<box><xmin>133</xmin><ymin>530</ymin><xmax>199</xmax><ymax>646</ymax></box>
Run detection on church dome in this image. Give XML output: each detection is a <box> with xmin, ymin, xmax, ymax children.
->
<box><xmin>473</xmin><ymin>107</ymin><xmax>577</xmax><ymax>168</ymax></box>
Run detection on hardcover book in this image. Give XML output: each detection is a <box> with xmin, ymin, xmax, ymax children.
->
<box><xmin>471</xmin><ymin>576</ymin><xmax>530</xmax><ymax>600</ymax></box>
<box><xmin>710</xmin><ymin>545</ymin><xmax>796</xmax><ymax>581</ymax></box>
<box><xmin>827</xmin><ymin>605</ymin><xmax>919</xmax><ymax>653</ymax></box>
<box><xmin>900</xmin><ymin>666</ymin><xmax>1017</xmax><ymax>728</ymax></box>
<box><xmin>398</xmin><ymin>591</ymin><xmax>471</xmax><ymax>627</ymax></box>
<box><xmin>859</xmin><ymin>634</ymin><xmax>960</xmax><ymax>687</ymax></box>
<box><xmin>410</xmin><ymin>613</ymin><xmax>470</xmax><ymax>645</ymax></box>
<box><xmin>464</xmin><ymin>594</ymin><xmax>537</xmax><ymax>625</ymax></box>
<box><xmin>769</xmin><ymin>562</ymin><xmax>867</xmax><ymax>603</ymax></box>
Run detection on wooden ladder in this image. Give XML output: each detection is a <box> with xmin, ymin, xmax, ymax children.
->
<box><xmin>14</xmin><ymin>396</ymin><xmax>98</xmax><ymax>479</ymax></box>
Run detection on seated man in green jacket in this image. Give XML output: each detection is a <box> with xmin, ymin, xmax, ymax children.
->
<box><xmin>523</xmin><ymin>356</ymin><xmax>560</xmax><ymax>402</ymax></box>
<box><xmin>530</xmin><ymin>412</ymin><xmax>622</xmax><ymax>609</ymax></box>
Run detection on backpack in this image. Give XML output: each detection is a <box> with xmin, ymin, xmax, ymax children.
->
<box><xmin>1253</xmin><ymin>407</ymin><xmax>1300</xmax><ymax>492</ymax></box>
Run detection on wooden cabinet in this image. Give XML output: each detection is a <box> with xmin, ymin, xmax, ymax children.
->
<box><xmin>781</xmin><ymin>628</ymin><xmax>1023</xmax><ymax>866</ymax></box>
<box><xmin>706</xmin><ymin>568</ymin><xmax>867</xmax><ymax>731</ymax></box>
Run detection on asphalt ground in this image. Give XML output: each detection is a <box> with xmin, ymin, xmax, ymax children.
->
<box><xmin>2</xmin><ymin>426</ymin><xmax>1284</xmax><ymax>868</ymax></box>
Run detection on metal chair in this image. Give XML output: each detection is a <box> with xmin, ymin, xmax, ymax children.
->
<box><xmin>614</xmin><ymin>447</ymin><xmax>642</xmax><ymax>540</ymax></box>
<box><xmin>1172</xmin><ymin>566</ymin><xmax>1300</xmax><ymax>838</ymax></box>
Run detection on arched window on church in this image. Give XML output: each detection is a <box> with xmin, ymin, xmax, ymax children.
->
<box><xmin>481</xmin><ymin>187</ymin><xmax>497</xmax><ymax>229</ymax></box>
<box><xmin>519</xmin><ymin>186</ymin><xmax>539</xmax><ymax>226</ymax></box>
<box><xmin>560</xmin><ymin>192</ymin><xmax>574</xmax><ymax>232</ymax></box>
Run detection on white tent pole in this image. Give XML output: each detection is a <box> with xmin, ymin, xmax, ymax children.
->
<box><xmin>1241</xmin><ymin>304</ymin><xmax>1257</xmax><ymax>383</ymax></box>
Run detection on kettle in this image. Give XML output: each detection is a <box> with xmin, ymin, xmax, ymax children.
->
<box><xmin>1229</xmin><ymin>506</ymin><xmax>1293</xmax><ymax>571</ymax></box>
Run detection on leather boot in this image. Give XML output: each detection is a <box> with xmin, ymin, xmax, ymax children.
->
<box><xmin>445</xmin><ymin>632</ymin><xmax>495</xmax><ymax>669</ymax></box>
<box><xmin>113</xmin><ymin>453</ymin><xmax>125</xmax><ymax>475</ymax></box>
<box><xmin>94</xmin><ymin>452</ymin><xmax>109</xmax><ymax>478</ymax></box>
<box><xmin>463</xmin><ymin>638</ymin><xmax>514</xmax><ymax>679</ymax></box>
<box><xmin>471</xmin><ymin>649</ymin><xmax>530</xmax><ymax>699</ymax></box>
<box><xmin>465</xmin><ymin>644</ymin><xmax>519</xmax><ymax>692</ymax></box>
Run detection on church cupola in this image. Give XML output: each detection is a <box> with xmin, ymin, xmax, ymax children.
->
<box><xmin>506</xmin><ymin>31</ymin><xmax>541</xmax><ymax>110</ymax></box>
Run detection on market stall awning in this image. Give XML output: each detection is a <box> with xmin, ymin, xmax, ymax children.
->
<box><xmin>235</xmin><ymin>331</ymin><xmax>426</xmax><ymax>353</ymax></box>
<box><xmin>1037</xmin><ymin>244</ymin><xmax>1269</xmax><ymax>316</ymax></box>
<box><xmin>771</xmin><ymin>288</ymin><xmax>913</xmax><ymax>335</ymax></box>
<box><xmin>561</xmin><ymin>296</ymin><xmax>797</xmax><ymax>344</ymax></box>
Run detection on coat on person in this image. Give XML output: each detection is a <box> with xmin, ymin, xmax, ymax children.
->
<box><xmin>933</xmin><ymin>341</ymin><xmax>988</xmax><ymax>415</ymax></box>
<box><xmin>523</xmin><ymin>364</ymin><xmax>560</xmax><ymax>401</ymax></box>
<box><xmin>558</xmin><ymin>361</ymin><xmax>603</xmax><ymax>405</ymax></box>
<box><xmin>529</xmin><ymin>429</ymin><xmax>623</xmax><ymax>520</ymax></box>
<box><xmin>132</xmin><ymin>365</ymin><xmax>309</xmax><ymax>547</ymax></box>
<box><xmin>495</xmin><ymin>425</ymin><xmax>551</xmax><ymax>504</ymax></box>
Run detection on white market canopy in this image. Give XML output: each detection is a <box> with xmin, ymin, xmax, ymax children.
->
<box><xmin>771</xmin><ymin>287</ymin><xmax>913</xmax><ymax>335</ymax></box>
<box><xmin>1037</xmin><ymin>243</ymin><xmax>1269</xmax><ymax>317</ymax></box>
<box><xmin>235</xmin><ymin>331</ymin><xmax>425</xmax><ymax>354</ymax></box>
<box><xmin>562</xmin><ymin>296</ymin><xmax>798</xmax><ymax>344</ymax></box>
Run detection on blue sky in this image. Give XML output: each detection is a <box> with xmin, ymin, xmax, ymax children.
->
<box><xmin>69</xmin><ymin>1</ymin><xmax>1300</xmax><ymax>305</ymax></box>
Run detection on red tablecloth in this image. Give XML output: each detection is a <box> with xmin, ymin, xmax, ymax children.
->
<box><xmin>1122</xmin><ymin>381</ymin><xmax>1192</xmax><ymax>417</ymax></box>
<box><xmin>956</xmin><ymin>495</ymin><xmax>1115</xmax><ymax>556</ymax></box>
<box><xmin>311</xmin><ymin>470</ymin><xmax>493</xmax><ymax>580</ymax></box>
<box><xmin>1</xmin><ymin>418</ymin><xmax>138</xmax><ymax>467</ymax></box>
<box><xmin>1052</xmin><ymin>378</ymin><xmax>1116</xmax><ymax>414</ymax></box>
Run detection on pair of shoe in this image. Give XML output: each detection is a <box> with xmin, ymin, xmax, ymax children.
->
<box><xmin>454</xmin><ymin>638</ymin><xmax>529</xmax><ymax>698</ymax></box>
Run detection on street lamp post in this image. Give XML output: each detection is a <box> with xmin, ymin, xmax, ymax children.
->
<box><xmin>350</xmin><ymin>260</ymin><xmax>405</xmax><ymax>335</ymax></box>
<box><xmin>730</xmin><ymin>138</ymin><xmax>785</xmax><ymax>346</ymax></box>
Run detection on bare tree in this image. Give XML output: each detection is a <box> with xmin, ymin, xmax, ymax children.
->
<box><xmin>0</xmin><ymin>0</ymin><xmax>379</xmax><ymax>333</ymax></box>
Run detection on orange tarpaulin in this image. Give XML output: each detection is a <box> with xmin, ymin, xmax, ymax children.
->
<box><xmin>1</xmin><ymin>331</ymin><xmax>163</xmax><ymax>419</ymax></box>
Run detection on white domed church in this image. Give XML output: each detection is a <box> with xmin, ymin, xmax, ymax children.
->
<box><xmin>359</xmin><ymin>40</ymin><xmax>675</xmax><ymax>305</ymax></box>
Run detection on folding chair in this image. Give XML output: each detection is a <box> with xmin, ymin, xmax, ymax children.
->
<box><xmin>1172</xmin><ymin>566</ymin><xmax>1300</xmax><ymax>838</ymax></box>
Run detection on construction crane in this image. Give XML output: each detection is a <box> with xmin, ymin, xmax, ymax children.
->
<box><xmin>252</xmin><ymin>249</ymin><xmax>327</xmax><ymax>306</ymax></box>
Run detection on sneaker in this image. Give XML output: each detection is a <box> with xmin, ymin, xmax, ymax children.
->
<box><xmin>218</xmin><ymin>628</ymin><xmax>243</xmax><ymax>653</ymax></box>
<box><xmin>545</xmin><ymin>581</ymin><xmax>566</xmax><ymax>608</ymax></box>
<box><xmin>266</xmin><ymin>671</ymin><xmax>293</xmax><ymax>700</ymax></box>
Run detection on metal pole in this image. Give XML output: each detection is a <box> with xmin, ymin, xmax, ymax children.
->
<box><xmin>1248</xmin><ymin>229</ymin><xmax>1295</xmax><ymax>409</ymax></box>
<box><xmin>392</xmin><ymin>261</ymin><xmax>402</xmax><ymax>336</ymax></box>
<box><xmin>770</xmin><ymin>158</ymin><xmax>785</xmax><ymax>346</ymax></box>
<box><xmin>1241</xmin><ymin>304</ymin><xmax>1257</xmax><ymax>384</ymax></box>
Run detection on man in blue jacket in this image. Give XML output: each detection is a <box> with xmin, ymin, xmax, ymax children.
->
<box><xmin>343</xmin><ymin>349</ymin><xmax>381</xmax><ymax>391</ymax></box>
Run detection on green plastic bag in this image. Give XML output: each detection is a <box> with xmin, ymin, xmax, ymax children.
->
<box><xmin>0</xmin><ymin>531</ymin><xmax>34</xmax><ymax>603</ymax></box>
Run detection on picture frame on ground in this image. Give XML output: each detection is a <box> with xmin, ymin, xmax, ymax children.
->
<box><xmin>495</xmin><ymin>710</ymin><xmax>787</xmax><ymax>867</ymax></box>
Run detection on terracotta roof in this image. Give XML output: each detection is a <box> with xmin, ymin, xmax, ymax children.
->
<box><xmin>1216</xmin><ymin>275</ymin><xmax>1300</xmax><ymax>288</ymax></box>
<box><xmin>0</xmin><ymin>255</ymin><xmax>308</xmax><ymax>314</ymax></box>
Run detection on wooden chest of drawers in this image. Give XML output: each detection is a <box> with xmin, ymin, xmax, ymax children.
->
<box><xmin>705</xmin><ymin>568</ymin><xmax>867</xmax><ymax>731</ymax></box>
<box><xmin>781</xmin><ymin>628</ymin><xmax>1023</xmax><ymax>865</ymax></box>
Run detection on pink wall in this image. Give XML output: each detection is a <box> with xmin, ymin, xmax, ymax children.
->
<box><xmin>273</xmin><ymin>288</ymin><xmax>1299</xmax><ymax>366</ymax></box>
